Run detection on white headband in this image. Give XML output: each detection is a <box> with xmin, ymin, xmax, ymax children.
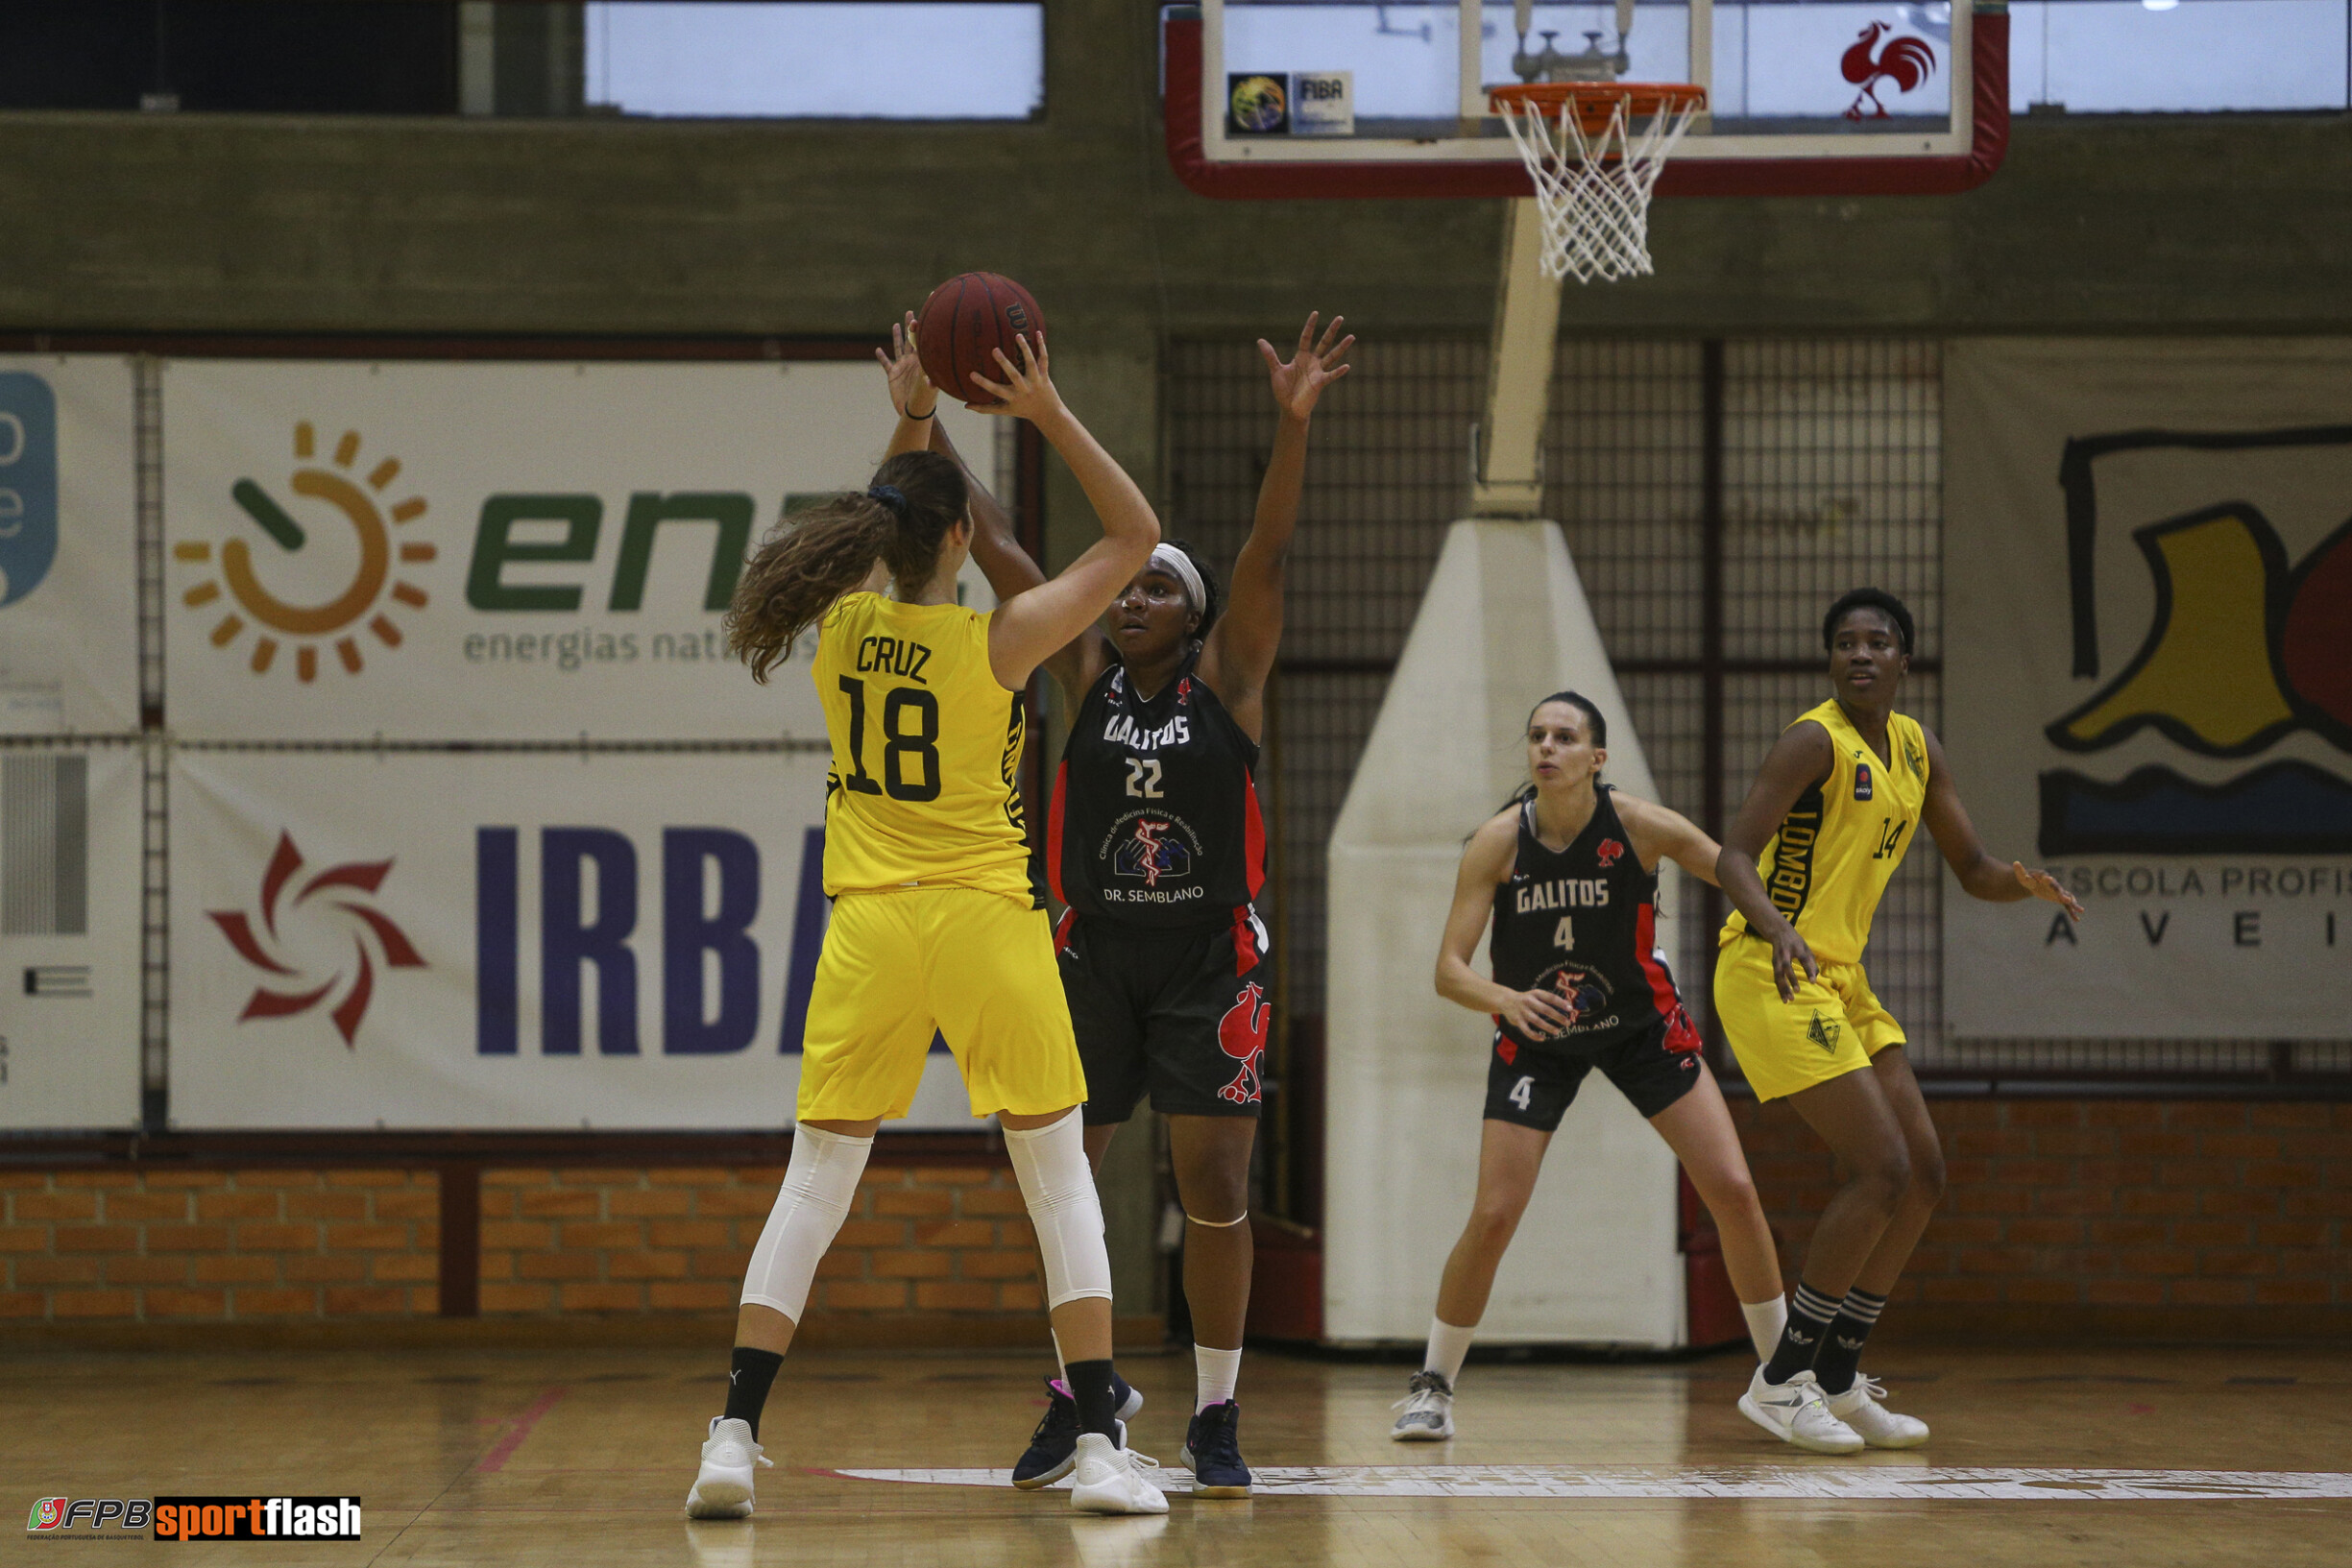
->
<box><xmin>1147</xmin><ymin>543</ymin><xmax>1206</xmax><ymax>615</ymax></box>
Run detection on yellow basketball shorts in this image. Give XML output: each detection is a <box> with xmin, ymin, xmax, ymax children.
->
<box><xmin>797</xmin><ymin>886</ymin><xmax>1087</xmax><ymax>1123</ymax></box>
<box><xmin>1712</xmin><ymin>933</ymin><xmax>1906</xmax><ymax>1103</ymax></box>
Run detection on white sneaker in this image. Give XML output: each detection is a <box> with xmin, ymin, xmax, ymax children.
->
<box><xmin>1737</xmin><ymin>1366</ymin><xmax>1865</xmax><ymax>1455</ymax></box>
<box><xmin>685</xmin><ymin>1416</ymin><xmax>773</xmax><ymax>1518</ymax></box>
<box><xmin>1825</xmin><ymin>1375</ymin><xmax>1929</xmax><ymax>1448</ymax></box>
<box><xmin>1067</xmin><ymin>1430</ymin><xmax>1169</xmax><ymax>1515</ymax></box>
<box><xmin>1389</xmin><ymin>1370</ymin><xmax>1455</xmax><ymax>1441</ymax></box>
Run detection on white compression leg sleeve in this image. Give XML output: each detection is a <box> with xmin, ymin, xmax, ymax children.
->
<box><xmin>1002</xmin><ymin>1110</ymin><xmax>1113</xmax><ymax>1308</ymax></box>
<box><xmin>740</xmin><ymin>1124</ymin><xmax>874</xmax><ymax>1319</ymax></box>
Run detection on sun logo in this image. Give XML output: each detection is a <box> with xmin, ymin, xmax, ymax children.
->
<box><xmin>174</xmin><ymin>422</ymin><xmax>433</xmax><ymax>682</ymax></box>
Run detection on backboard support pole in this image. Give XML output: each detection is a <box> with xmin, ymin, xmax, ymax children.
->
<box><xmin>1470</xmin><ymin>198</ymin><xmax>1564</xmax><ymax>519</ymax></box>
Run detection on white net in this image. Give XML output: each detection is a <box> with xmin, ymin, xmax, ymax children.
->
<box><xmin>1495</xmin><ymin>89</ymin><xmax>1704</xmax><ymax>284</ymax></box>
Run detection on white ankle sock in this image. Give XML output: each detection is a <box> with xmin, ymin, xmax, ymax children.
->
<box><xmin>1195</xmin><ymin>1344</ymin><xmax>1242</xmax><ymax>1411</ymax></box>
<box><xmin>1740</xmin><ymin>1295</ymin><xmax>1789</xmax><ymax>1363</ymax></box>
<box><xmin>1423</xmin><ymin>1317</ymin><xmax>1475</xmax><ymax>1386</ymax></box>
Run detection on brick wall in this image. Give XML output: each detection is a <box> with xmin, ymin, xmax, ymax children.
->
<box><xmin>1732</xmin><ymin>1098</ymin><xmax>2352</xmax><ymax>1330</ymax></box>
<box><xmin>1</xmin><ymin>1160</ymin><xmax>1045</xmax><ymax>1329</ymax></box>
<box><xmin>0</xmin><ymin>1169</ymin><xmax>439</xmax><ymax>1322</ymax></box>
<box><xmin>475</xmin><ymin>1165</ymin><xmax>1040</xmax><ymax>1318</ymax></box>
<box><xmin>6</xmin><ymin>1102</ymin><xmax>2344</xmax><ymax>1336</ymax></box>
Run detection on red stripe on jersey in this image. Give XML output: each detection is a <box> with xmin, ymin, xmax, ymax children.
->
<box><xmin>1045</xmin><ymin>759</ymin><xmax>1069</xmax><ymax>905</ymax></box>
<box><xmin>1634</xmin><ymin>900</ymin><xmax>1682</xmax><ymax>1027</ymax></box>
<box><xmin>1053</xmin><ymin>907</ymin><xmax>1077</xmax><ymax>955</ymax></box>
<box><xmin>1231</xmin><ymin>905</ymin><xmax>1259</xmax><ymax>975</ymax></box>
<box><xmin>1243</xmin><ymin>773</ymin><xmax>1268</xmax><ymax>900</ymax></box>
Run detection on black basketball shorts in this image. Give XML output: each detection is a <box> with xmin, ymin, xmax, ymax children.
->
<box><xmin>1483</xmin><ymin>1012</ymin><xmax>1703</xmax><ymax>1131</ymax></box>
<box><xmin>1055</xmin><ymin>909</ymin><xmax>1273</xmax><ymax>1124</ymax></box>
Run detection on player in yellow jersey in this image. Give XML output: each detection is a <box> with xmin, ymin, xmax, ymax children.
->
<box><xmin>683</xmin><ymin>332</ymin><xmax>1169</xmax><ymax>1518</ymax></box>
<box><xmin>1716</xmin><ymin>589</ymin><xmax>2083</xmax><ymax>1455</ymax></box>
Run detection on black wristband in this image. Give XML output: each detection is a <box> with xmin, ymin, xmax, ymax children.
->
<box><xmin>905</xmin><ymin>407</ymin><xmax>935</xmax><ymax>421</ymax></box>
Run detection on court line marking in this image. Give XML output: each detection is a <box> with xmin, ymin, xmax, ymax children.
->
<box><xmin>474</xmin><ymin>1386</ymin><xmax>568</xmax><ymax>1474</ymax></box>
<box><xmin>832</xmin><ymin>1465</ymin><xmax>2352</xmax><ymax>1501</ymax></box>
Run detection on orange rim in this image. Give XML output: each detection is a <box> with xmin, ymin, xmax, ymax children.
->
<box><xmin>1488</xmin><ymin>81</ymin><xmax>1707</xmax><ymax>136</ymax></box>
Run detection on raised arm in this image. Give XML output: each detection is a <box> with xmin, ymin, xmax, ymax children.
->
<box><xmin>876</xmin><ymin>315</ymin><xmax>938</xmax><ymax>463</ymax></box>
<box><xmin>1919</xmin><ymin>726</ymin><xmax>2084</xmax><ymax>918</ymax></box>
<box><xmin>1436</xmin><ymin>811</ymin><xmax>1575</xmax><ymax>1042</ymax></box>
<box><xmin>1715</xmin><ymin>720</ymin><xmax>1835</xmax><ymax>1001</ymax></box>
<box><xmin>1199</xmin><ymin>314</ymin><xmax>1352</xmax><ymax>740</ymax></box>
<box><xmin>1612</xmin><ymin>792</ymin><xmax>1722</xmax><ymax>885</ymax></box>
<box><xmin>968</xmin><ymin>336</ymin><xmax>1160</xmax><ymax>690</ymax></box>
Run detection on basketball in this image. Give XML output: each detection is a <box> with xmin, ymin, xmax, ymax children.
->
<box><xmin>916</xmin><ymin>272</ymin><xmax>1046</xmax><ymax>403</ymax></box>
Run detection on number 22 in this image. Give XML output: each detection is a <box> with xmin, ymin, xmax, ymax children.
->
<box><xmin>1125</xmin><ymin>758</ymin><xmax>1164</xmax><ymax>799</ymax></box>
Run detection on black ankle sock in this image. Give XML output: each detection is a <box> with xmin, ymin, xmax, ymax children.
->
<box><xmin>723</xmin><ymin>1347</ymin><xmax>784</xmax><ymax>1439</ymax></box>
<box><xmin>1066</xmin><ymin>1358</ymin><xmax>1119</xmax><ymax>1439</ymax></box>
<box><xmin>1762</xmin><ymin>1282</ymin><xmax>1839</xmax><ymax>1385</ymax></box>
<box><xmin>1811</xmin><ymin>1287</ymin><xmax>1886</xmax><ymax>1396</ymax></box>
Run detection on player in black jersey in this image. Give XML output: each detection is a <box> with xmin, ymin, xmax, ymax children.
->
<box><xmin>1389</xmin><ymin>691</ymin><xmax>1789</xmax><ymax>1442</ymax></box>
<box><xmin>900</xmin><ymin>312</ymin><xmax>1349</xmax><ymax>1498</ymax></box>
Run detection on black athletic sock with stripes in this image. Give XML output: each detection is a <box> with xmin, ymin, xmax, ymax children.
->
<box><xmin>723</xmin><ymin>1346</ymin><xmax>784</xmax><ymax>1439</ymax></box>
<box><xmin>1066</xmin><ymin>1358</ymin><xmax>1120</xmax><ymax>1440</ymax></box>
<box><xmin>1811</xmin><ymin>1287</ymin><xmax>1887</xmax><ymax>1396</ymax></box>
<box><xmin>1761</xmin><ymin>1282</ymin><xmax>1840</xmax><ymax>1386</ymax></box>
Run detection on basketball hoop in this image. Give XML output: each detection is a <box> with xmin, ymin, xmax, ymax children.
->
<box><xmin>1488</xmin><ymin>83</ymin><xmax>1707</xmax><ymax>284</ymax></box>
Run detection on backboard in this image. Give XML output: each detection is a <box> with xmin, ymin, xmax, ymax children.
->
<box><xmin>1165</xmin><ymin>1</ymin><xmax>2007</xmax><ymax>199</ymax></box>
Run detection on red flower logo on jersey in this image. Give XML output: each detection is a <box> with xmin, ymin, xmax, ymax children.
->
<box><xmin>208</xmin><ymin>831</ymin><xmax>425</xmax><ymax>1048</ymax></box>
<box><xmin>1216</xmin><ymin>981</ymin><xmax>1271</xmax><ymax>1105</ymax></box>
<box><xmin>1596</xmin><ymin>837</ymin><xmax>1626</xmax><ymax>868</ymax></box>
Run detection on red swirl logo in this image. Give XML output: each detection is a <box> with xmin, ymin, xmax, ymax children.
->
<box><xmin>208</xmin><ymin>832</ymin><xmax>425</xmax><ymax>1047</ymax></box>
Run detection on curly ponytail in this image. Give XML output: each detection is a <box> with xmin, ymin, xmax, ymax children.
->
<box><xmin>725</xmin><ymin>449</ymin><xmax>969</xmax><ymax>684</ymax></box>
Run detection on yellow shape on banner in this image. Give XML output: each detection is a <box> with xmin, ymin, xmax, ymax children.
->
<box><xmin>2062</xmin><ymin>510</ymin><xmax>2293</xmax><ymax>750</ymax></box>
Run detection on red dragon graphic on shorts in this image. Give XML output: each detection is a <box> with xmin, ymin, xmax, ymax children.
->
<box><xmin>1216</xmin><ymin>981</ymin><xmax>1271</xmax><ymax>1105</ymax></box>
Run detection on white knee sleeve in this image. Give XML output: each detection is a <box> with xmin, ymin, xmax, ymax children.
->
<box><xmin>1003</xmin><ymin>1110</ymin><xmax>1113</xmax><ymax>1309</ymax></box>
<box><xmin>740</xmin><ymin>1124</ymin><xmax>873</xmax><ymax>1319</ymax></box>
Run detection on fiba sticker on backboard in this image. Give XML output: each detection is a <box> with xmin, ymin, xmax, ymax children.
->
<box><xmin>1226</xmin><ymin>73</ymin><xmax>1288</xmax><ymax>134</ymax></box>
<box><xmin>1292</xmin><ymin>71</ymin><xmax>1353</xmax><ymax>136</ymax></box>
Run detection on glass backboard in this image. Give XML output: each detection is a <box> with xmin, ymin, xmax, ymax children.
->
<box><xmin>1167</xmin><ymin>1</ymin><xmax>2005</xmax><ymax>198</ymax></box>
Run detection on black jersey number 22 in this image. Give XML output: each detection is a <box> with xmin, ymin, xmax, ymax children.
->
<box><xmin>838</xmin><ymin>677</ymin><xmax>941</xmax><ymax>802</ymax></box>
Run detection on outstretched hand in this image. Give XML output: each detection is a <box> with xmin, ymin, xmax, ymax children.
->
<box><xmin>965</xmin><ymin>332</ymin><xmax>1063</xmax><ymax>422</ymax></box>
<box><xmin>875</xmin><ymin>312</ymin><xmax>938</xmax><ymax>420</ymax></box>
<box><xmin>1258</xmin><ymin>312</ymin><xmax>1354</xmax><ymax>422</ymax></box>
<box><xmin>2014</xmin><ymin>861</ymin><xmax>2086</xmax><ymax>921</ymax></box>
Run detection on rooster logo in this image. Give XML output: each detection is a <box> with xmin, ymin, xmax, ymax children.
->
<box><xmin>1840</xmin><ymin>23</ymin><xmax>1937</xmax><ymax>121</ymax></box>
<box><xmin>1216</xmin><ymin>981</ymin><xmax>1271</xmax><ymax>1105</ymax></box>
<box><xmin>1595</xmin><ymin>837</ymin><xmax>1625</xmax><ymax>868</ymax></box>
<box><xmin>209</xmin><ymin>831</ymin><xmax>425</xmax><ymax>1047</ymax></box>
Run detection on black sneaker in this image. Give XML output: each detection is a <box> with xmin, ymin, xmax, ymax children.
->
<box><xmin>1180</xmin><ymin>1400</ymin><xmax>1252</xmax><ymax>1498</ymax></box>
<box><xmin>1011</xmin><ymin>1373</ymin><xmax>1143</xmax><ymax>1489</ymax></box>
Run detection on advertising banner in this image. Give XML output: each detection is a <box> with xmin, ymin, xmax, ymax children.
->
<box><xmin>161</xmin><ymin>359</ymin><xmax>1001</xmax><ymax>742</ymax></box>
<box><xmin>0</xmin><ymin>745</ymin><xmax>144</xmax><ymax>1127</ymax></box>
<box><xmin>168</xmin><ymin>749</ymin><xmax>979</xmax><ymax>1128</ymax></box>
<box><xmin>0</xmin><ymin>356</ymin><xmax>140</xmax><ymax>736</ymax></box>
<box><xmin>1944</xmin><ymin>339</ymin><xmax>2352</xmax><ymax>1038</ymax></box>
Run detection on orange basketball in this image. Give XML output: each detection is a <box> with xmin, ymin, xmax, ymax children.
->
<box><xmin>915</xmin><ymin>273</ymin><xmax>1047</xmax><ymax>404</ymax></box>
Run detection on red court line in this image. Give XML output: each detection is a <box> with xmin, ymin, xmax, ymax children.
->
<box><xmin>476</xmin><ymin>1386</ymin><xmax>568</xmax><ymax>1473</ymax></box>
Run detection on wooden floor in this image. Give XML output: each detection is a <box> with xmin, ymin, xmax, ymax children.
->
<box><xmin>9</xmin><ymin>1340</ymin><xmax>2349</xmax><ymax>1564</ymax></box>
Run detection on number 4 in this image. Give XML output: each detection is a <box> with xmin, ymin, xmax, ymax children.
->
<box><xmin>1509</xmin><ymin>1075</ymin><xmax>1535</xmax><ymax>1111</ymax></box>
<box><xmin>1552</xmin><ymin>915</ymin><xmax>1574</xmax><ymax>952</ymax></box>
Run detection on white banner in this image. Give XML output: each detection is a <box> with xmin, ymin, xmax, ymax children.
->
<box><xmin>161</xmin><ymin>359</ymin><xmax>1001</xmax><ymax>742</ymax></box>
<box><xmin>168</xmin><ymin>750</ymin><xmax>979</xmax><ymax>1128</ymax></box>
<box><xmin>0</xmin><ymin>746</ymin><xmax>143</xmax><ymax>1127</ymax></box>
<box><xmin>1945</xmin><ymin>339</ymin><xmax>2352</xmax><ymax>1038</ymax></box>
<box><xmin>0</xmin><ymin>357</ymin><xmax>140</xmax><ymax>736</ymax></box>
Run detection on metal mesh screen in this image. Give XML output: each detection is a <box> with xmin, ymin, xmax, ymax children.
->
<box><xmin>1163</xmin><ymin>333</ymin><xmax>2347</xmax><ymax>1086</ymax></box>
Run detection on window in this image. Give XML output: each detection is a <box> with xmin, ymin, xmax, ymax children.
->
<box><xmin>584</xmin><ymin>2</ymin><xmax>1046</xmax><ymax>118</ymax></box>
